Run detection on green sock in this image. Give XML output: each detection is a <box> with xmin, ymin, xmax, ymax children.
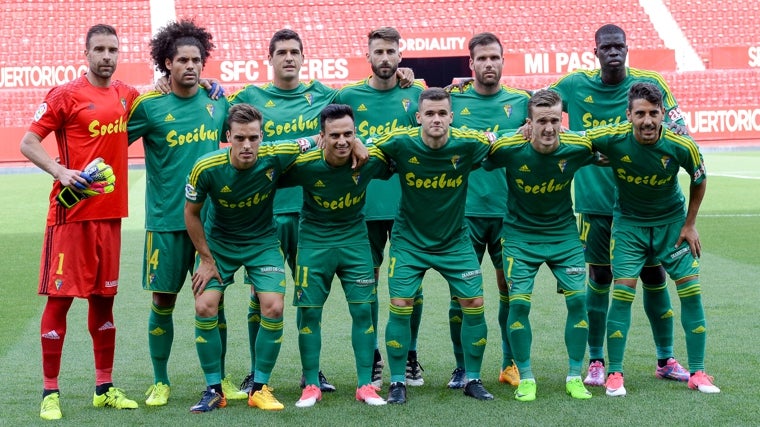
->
<box><xmin>606</xmin><ymin>284</ymin><xmax>636</xmax><ymax>373</ymax></box>
<box><xmin>564</xmin><ymin>289</ymin><xmax>588</xmax><ymax>377</ymax></box>
<box><xmin>448</xmin><ymin>299</ymin><xmax>464</xmax><ymax>369</ymax></box>
<box><xmin>297</xmin><ymin>307</ymin><xmax>322</xmax><ymax>386</ymax></box>
<box><xmin>348</xmin><ymin>302</ymin><xmax>375</xmax><ymax>387</ymax></box>
<box><xmin>371</xmin><ymin>293</ymin><xmax>379</xmax><ymax>350</ymax></box>
<box><xmin>218</xmin><ymin>302</ymin><xmax>227</xmax><ymax>378</ymax></box>
<box><xmin>461</xmin><ymin>305</ymin><xmax>487</xmax><ymax>380</ymax></box>
<box><xmin>148</xmin><ymin>303</ymin><xmax>174</xmax><ymax>385</ymax></box>
<box><xmin>247</xmin><ymin>294</ymin><xmax>261</xmax><ymax>373</ymax></box>
<box><xmin>497</xmin><ymin>290</ymin><xmax>512</xmax><ymax>368</ymax></box>
<box><xmin>253</xmin><ymin>315</ymin><xmax>283</xmax><ymax>384</ymax></box>
<box><xmin>409</xmin><ymin>289</ymin><xmax>423</xmax><ymax>351</ymax></box>
<box><xmin>642</xmin><ymin>282</ymin><xmax>675</xmax><ymax>359</ymax></box>
<box><xmin>586</xmin><ymin>277</ymin><xmax>610</xmax><ymax>361</ymax></box>
<box><xmin>386</xmin><ymin>304</ymin><xmax>412</xmax><ymax>383</ymax></box>
<box><xmin>195</xmin><ymin>315</ymin><xmax>222</xmax><ymax>387</ymax></box>
<box><xmin>676</xmin><ymin>278</ymin><xmax>707</xmax><ymax>372</ymax></box>
<box><xmin>508</xmin><ymin>296</ymin><xmax>533</xmax><ymax>379</ymax></box>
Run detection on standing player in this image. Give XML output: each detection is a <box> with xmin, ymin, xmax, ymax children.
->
<box><xmin>228</xmin><ymin>28</ymin><xmax>338</xmax><ymax>394</ymax></box>
<box><xmin>127</xmin><ymin>20</ymin><xmax>245</xmax><ymax>406</ymax></box>
<box><xmin>183</xmin><ymin>104</ymin><xmax>314</xmax><ymax>413</ymax></box>
<box><xmin>230</xmin><ymin>28</ymin><xmax>413</xmax><ymax>394</ymax></box>
<box><xmin>548</xmin><ymin>24</ymin><xmax>688</xmax><ymax>386</ymax></box>
<box><xmin>446</xmin><ymin>32</ymin><xmax>530</xmax><ymax>389</ymax></box>
<box><xmin>279</xmin><ymin>104</ymin><xmax>390</xmax><ymax>407</ymax></box>
<box><xmin>585</xmin><ymin>82</ymin><xmax>719</xmax><ymax>396</ymax></box>
<box><xmin>374</xmin><ymin>88</ymin><xmax>494</xmax><ymax>404</ymax></box>
<box><xmin>334</xmin><ymin>26</ymin><xmax>427</xmax><ymax>388</ymax></box>
<box><xmin>483</xmin><ymin>90</ymin><xmax>593</xmax><ymax>402</ymax></box>
<box><xmin>20</xmin><ymin>24</ymin><xmax>139</xmax><ymax>420</ymax></box>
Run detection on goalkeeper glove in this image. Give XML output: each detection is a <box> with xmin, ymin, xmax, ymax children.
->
<box><xmin>56</xmin><ymin>158</ymin><xmax>116</xmax><ymax>208</ymax></box>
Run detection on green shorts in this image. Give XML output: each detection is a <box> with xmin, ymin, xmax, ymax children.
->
<box><xmin>293</xmin><ymin>244</ymin><xmax>376</xmax><ymax>307</ymax></box>
<box><xmin>465</xmin><ymin>216</ymin><xmax>504</xmax><ymax>270</ymax></box>
<box><xmin>578</xmin><ymin>213</ymin><xmax>612</xmax><ymax>266</ymax></box>
<box><xmin>502</xmin><ymin>237</ymin><xmax>586</xmax><ymax>295</ymax></box>
<box><xmin>142</xmin><ymin>230</ymin><xmax>196</xmax><ymax>293</ymax></box>
<box><xmin>611</xmin><ymin>221</ymin><xmax>700</xmax><ymax>281</ymax></box>
<box><xmin>275</xmin><ymin>213</ymin><xmax>299</xmax><ymax>271</ymax></box>
<box><xmin>387</xmin><ymin>239</ymin><xmax>483</xmax><ymax>301</ymax></box>
<box><xmin>578</xmin><ymin>213</ymin><xmax>659</xmax><ymax>268</ymax></box>
<box><xmin>367</xmin><ymin>219</ymin><xmax>394</xmax><ymax>268</ymax></box>
<box><xmin>201</xmin><ymin>238</ymin><xmax>286</xmax><ymax>294</ymax></box>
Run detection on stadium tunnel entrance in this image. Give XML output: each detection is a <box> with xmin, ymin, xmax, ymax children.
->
<box><xmin>402</xmin><ymin>56</ymin><xmax>471</xmax><ymax>88</ymax></box>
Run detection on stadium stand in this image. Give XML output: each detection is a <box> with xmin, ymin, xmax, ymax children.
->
<box><xmin>1</xmin><ymin>0</ymin><xmax>758</xmax><ymax>159</ymax></box>
<box><xmin>665</xmin><ymin>0</ymin><xmax>760</xmax><ymax>62</ymax></box>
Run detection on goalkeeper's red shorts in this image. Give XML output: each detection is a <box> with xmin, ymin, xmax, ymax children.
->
<box><xmin>38</xmin><ymin>219</ymin><xmax>121</xmax><ymax>298</ymax></box>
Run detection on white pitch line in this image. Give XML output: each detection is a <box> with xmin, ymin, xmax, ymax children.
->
<box><xmin>709</xmin><ymin>173</ymin><xmax>760</xmax><ymax>180</ymax></box>
<box><xmin>701</xmin><ymin>214</ymin><xmax>760</xmax><ymax>217</ymax></box>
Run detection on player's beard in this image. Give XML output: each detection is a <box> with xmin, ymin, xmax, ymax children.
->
<box><xmin>90</xmin><ymin>61</ymin><xmax>115</xmax><ymax>80</ymax></box>
<box><xmin>371</xmin><ymin>63</ymin><xmax>398</xmax><ymax>80</ymax></box>
<box><xmin>475</xmin><ymin>70</ymin><xmax>500</xmax><ymax>89</ymax></box>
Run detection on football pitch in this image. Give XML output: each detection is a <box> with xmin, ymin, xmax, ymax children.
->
<box><xmin>2</xmin><ymin>150</ymin><xmax>759</xmax><ymax>426</ymax></box>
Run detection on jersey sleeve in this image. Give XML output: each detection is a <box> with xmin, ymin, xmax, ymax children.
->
<box><xmin>667</xmin><ymin>131</ymin><xmax>706</xmax><ymax>185</ymax></box>
<box><xmin>227</xmin><ymin>84</ymin><xmax>255</xmax><ymax>106</ymax></box>
<box><xmin>483</xmin><ymin>133</ymin><xmax>521</xmax><ymax>170</ymax></box>
<box><xmin>366</xmin><ymin>145</ymin><xmax>393</xmax><ymax>180</ymax></box>
<box><xmin>126</xmin><ymin>95</ymin><xmax>152</xmax><ymax>144</ymax></box>
<box><xmin>584</xmin><ymin>124</ymin><xmax>621</xmax><ymax>155</ymax></box>
<box><xmin>185</xmin><ymin>162</ymin><xmax>208</xmax><ymax>205</ymax></box>
<box><xmin>548</xmin><ymin>74</ymin><xmax>573</xmax><ymax>112</ymax></box>
<box><xmin>28</xmin><ymin>86</ymin><xmax>69</xmax><ymax>139</ymax></box>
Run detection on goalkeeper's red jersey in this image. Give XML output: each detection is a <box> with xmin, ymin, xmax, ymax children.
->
<box><xmin>28</xmin><ymin>76</ymin><xmax>138</xmax><ymax>226</ymax></box>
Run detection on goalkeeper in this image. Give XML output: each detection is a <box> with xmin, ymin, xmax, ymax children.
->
<box><xmin>19</xmin><ymin>24</ymin><xmax>140</xmax><ymax>421</ymax></box>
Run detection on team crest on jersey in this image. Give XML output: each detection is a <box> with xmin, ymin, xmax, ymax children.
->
<box><xmin>54</xmin><ymin>279</ymin><xmax>63</xmax><ymax>290</ymax></box>
<box><xmin>352</xmin><ymin>171</ymin><xmax>361</xmax><ymax>185</ymax></box>
<box><xmin>451</xmin><ymin>155</ymin><xmax>461</xmax><ymax>169</ymax></box>
<box><xmin>265</xmin><ymin>168</ymin><xmax>276</xmax><ymax>181</ymax></box>
<box><xmin>503</xmin><ymin>104</ymin><xmax>512</xmax><ymax>118</ymax></box>
<box><xmin>304</xmin><ymin>93</ymin><xmax>313</xmax><ymax>105</ymax></box>
<box><xmin>33</xmin><ymin>103</ymin><xmax>48</xmax><ymax>121</ymax></box>
<box><xmin>402</xmin><ymin>98</ymin><xmax>411</xmax><ymax>112</ymax></box>
<box><xmin>660</xmin><ymin>156</ymin><xmax>671</xmax><ymax>169</ymax></box>
<box><xmin>557</xmin><ymin>159</ymin><xmax>568</xmax><ymax>173</ymax></box>
<box><xmin>206</xmin><ymin>104</ymin><xmax>215</xmax><ymax>117</ymax></box>
<box><xmin>120</xmin><ymin>98</ymin><xmax>127</xmax><ymax>111</ymax></box>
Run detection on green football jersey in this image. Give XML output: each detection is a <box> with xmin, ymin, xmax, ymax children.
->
<box><xmin>228</xmin><ymin>80</ymin><xmax>337</xmax><ymax>214</ymax></box>
<box><xmin>335</xmin><ymin>78</ymin><xmax>425</xmax><ymax>221</ymax></box>
<box><xmin>483</xmin><ymin>132</ymin><xmax>595</xmax><ymax>241</ymax></box>
<box><xmin>279</xmin><ymin>145</ymin><xmax>391</xmax><ymax>247</ymax></box>
<box><xmin>185</xmin><ymin>140</ymin><xmax>306</xmax><ymax>243</ymax></box>
<box><xmin>373</xmin><ymin>127</ymin><xmax>492</xmax><ymax>252</ymax></box>
<box><xmin>586</xmin><ymin>123</ymin><xmax>705</xmax><ymax>226</ymax></box>
<box><xmin>128</xmin><ymin>90</ymin><xmax>229</xmax><ymax>231</ymax></box>
<box><xmin>450</xmin><ymin>82</ymin><xmax>531</xmax><ymax>217</ymax></box>
<box><xmin>549</xmin><ymin>67</ymin><xmax>685</xmax><ymax>215</ymax></box>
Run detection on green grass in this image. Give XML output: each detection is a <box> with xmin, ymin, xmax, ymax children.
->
<box><xmin>2</xmin><ymin>151</ymin><xmax>759</xmax><ymax>426</ymax></box>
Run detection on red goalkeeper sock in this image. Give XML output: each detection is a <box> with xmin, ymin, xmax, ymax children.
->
<box><xmin>41</xmin><ymin>297</ymin><xmax>74</xmax><ymax>390</ymax></box>
<box><xmin>88</xmin><ymin>295</ymin><xmax>116</xmax><ymax>386</ymax></box>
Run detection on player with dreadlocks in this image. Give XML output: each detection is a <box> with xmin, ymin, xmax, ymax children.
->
<box><xmin>126</xmin><ymin>19</ymin><xmax>242</xmax><ymax>407</ymax></box>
